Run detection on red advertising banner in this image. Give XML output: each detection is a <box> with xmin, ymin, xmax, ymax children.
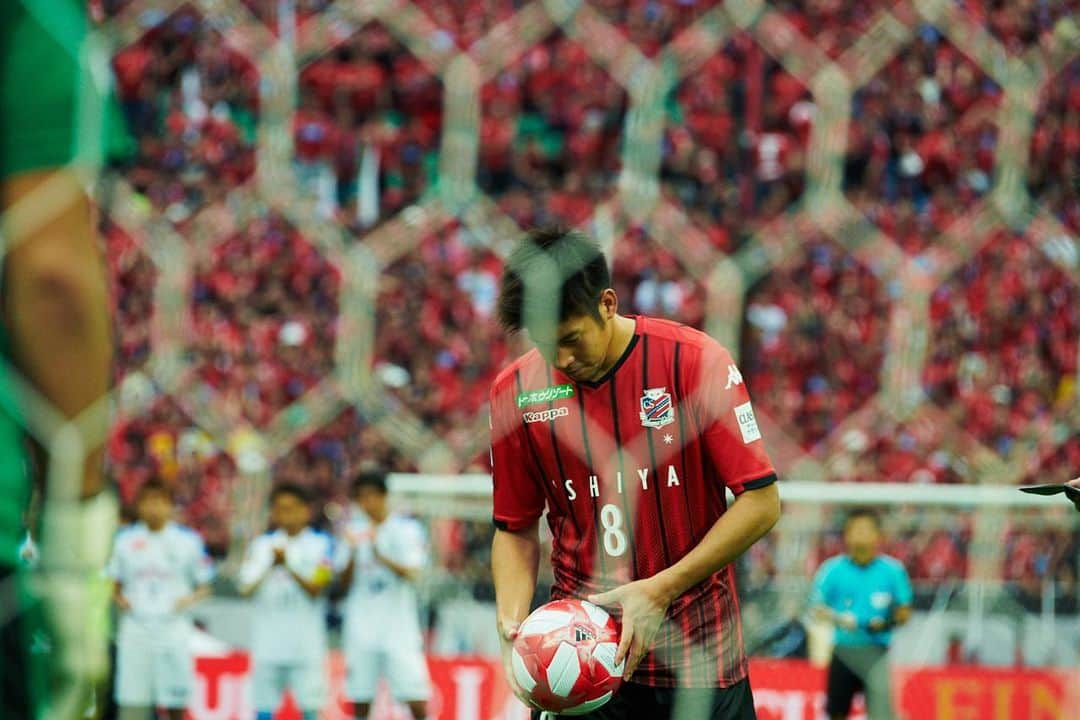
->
<box><xmin>188</xmin><ymin>654</ymin><xmax>1074</xmax><ymax>720</ymax></box>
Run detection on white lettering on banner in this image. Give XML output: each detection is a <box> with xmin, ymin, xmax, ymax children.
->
<box><xmin>191</xmin><ymin>673</ymin><xmax>250</xmax><ymax>720</ymax></box>
<box><xmin>453</xmin><ymin>667</ymin><xmax>485</xmax><ymax>720</ymax></box>
<box><xmin>752</xmin><ymin>689</ymin><xmax>807</xmax><ymax>720</ymax></box>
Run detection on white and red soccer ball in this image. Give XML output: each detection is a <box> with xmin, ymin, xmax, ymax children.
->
<box><xmin>511</xmin><ymin>599</ymin><xmax>625</xmax><ymax>715</ymax></box>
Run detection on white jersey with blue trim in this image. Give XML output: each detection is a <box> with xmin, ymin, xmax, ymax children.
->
<box><xmin>239</xmin><ymin>526</ymin><xmax>333</xmax><ymax>662</ymax></box>
<box><xmin>106</xmin><ymin>521</ymin><xmax>214</xmax><ymax>623</ymax></box>
<box><xmin>335</xmin><ymin>509</ymin><xmax>427</xmax><ymax>649</ymax></box>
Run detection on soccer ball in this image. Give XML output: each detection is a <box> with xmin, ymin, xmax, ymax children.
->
<box><xmin>511</xmin><ymin>599</ymin><xmax>624</xmax><ymax>715</ymax></box>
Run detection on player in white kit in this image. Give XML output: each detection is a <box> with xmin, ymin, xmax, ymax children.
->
<box><xmin>337</xmin><ymin>471</ymin><xmax>431</xmax><ymax>720</ymax></box>
<box><xmin>239</xmin><ymin>483</ymin><xmax>333</xmax><ymax>720</ymax></box>
<box><xmin>107</xmin><ymin>480</ymin><xmax>213</xmax><ymax>720</ymax></box>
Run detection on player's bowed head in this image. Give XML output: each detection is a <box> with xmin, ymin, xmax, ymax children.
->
<box><xmin>496</xmin><ymin>227</ymin><xmax>633</xmax><ymax>385</ymax></box>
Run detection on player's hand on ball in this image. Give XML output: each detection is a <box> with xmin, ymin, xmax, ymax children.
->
<box><xmin>497</xmin><ymin>619</ymin><xmax>529</xmax><ymax>702</ymax></box>
<box><xmin>588</xmin><ymin>578</ymin><xmax>671</xmax><ymax>680</ymax></box>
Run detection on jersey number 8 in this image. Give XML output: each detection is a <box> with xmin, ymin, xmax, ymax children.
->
<box><xmin>600</xmin><ymin>504</ymin><xmax>627</xmax><ymax>558</ymax></box>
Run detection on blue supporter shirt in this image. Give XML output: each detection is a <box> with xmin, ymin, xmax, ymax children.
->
<box><xmin>810</xmin><ymin>554</ymin><xmax>913</xmax><ymax>647</ymax></box>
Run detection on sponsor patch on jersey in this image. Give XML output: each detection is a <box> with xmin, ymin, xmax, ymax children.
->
<box><xmin>516</xmin><ymin>383</ymin><xmax>575</xmax><ymax>408</ymax></box>
<box><xmin>523</xmin><ymin>406</ymin><xmax>570</xmax><ymax>424</ymax></box>
<box><xmin>733</xmin><ymin>401</ymin><xmax>761</xmax><ymax>443</ymax></box>
<box><xmin>639</xmin><ymin>387</ymin><xmax>675</xmax><ymax>429</ymax></box>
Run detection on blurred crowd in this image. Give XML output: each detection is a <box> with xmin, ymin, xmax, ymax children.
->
<box><xmin>743</xmin><ymin>238</ymin><xmax>891</xmax><ymax>448</ymax></box>
<box><xmin>924</xmin><ymin>232</ymin><xmax>1077</xmax><ymax>482</ymax></box>
<box><xmin>99</xmin><ymin>3</ymin><xmax>1077</xmax><ymax>597</ymax></box>
<box><xmin>111</xmin><ymin>6</ymin><xmax>258</xmax><ymax>224</ymax></box>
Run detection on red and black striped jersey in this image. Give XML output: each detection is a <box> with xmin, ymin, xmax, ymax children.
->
<box><xmin>490</xmin><ymin>315</ymin><xmax>777</xmax><ymax>689</ymax></box>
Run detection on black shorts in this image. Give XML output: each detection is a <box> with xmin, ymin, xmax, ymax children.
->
<box><xmin>529</xmin><ymin>677</ymin><xmax>756</xmax><ymax>720</ymax></box>
<box><xmin>825</xmin><ymin>645</ymin><xmax>891</xmax><ymax>718</ymax></box>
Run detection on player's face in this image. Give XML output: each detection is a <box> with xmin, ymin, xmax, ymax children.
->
<box><xmin>844</xmin><ymin>517</ymin><xmax>881</xmax><ymax>563</ymax></box>
<box><xmin>354</xmin><ymin>486</ymin><xmax>388</xmax><ymax>521</ymax></box>
<box><xmin>136</xmin><ymin>490</ymin><xmax>172</xmax><ymax>530</ymax></box>
<box><xmin>271</xmin><ymin>493</ymin><xmax>311</xmax><ymax>534</ymax></box>
<box><xmin>531</xmin><ymin>294</ymin><xmax>617</xmax><ymax>383</ymax></box>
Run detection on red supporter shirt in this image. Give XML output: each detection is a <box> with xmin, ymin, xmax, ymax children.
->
<box><xmin>490</xmin><ymin>315</ymin><xmax>777</xmax><ymax>688</ymax></box>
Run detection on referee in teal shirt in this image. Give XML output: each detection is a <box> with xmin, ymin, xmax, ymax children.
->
<box><xmin>810</xmin><ymin>508</ymin><xmax>913</xmax><ymax>720</ymax></box>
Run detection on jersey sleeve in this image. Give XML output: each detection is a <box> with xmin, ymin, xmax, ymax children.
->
<box><xmin>689</xmin><ymin>341</ymin><xmax>777</xmax><ymax>494</ymax></box>
<box><xmin>490</xmin><ymin>377</ymin><xmax>545</xmax><ymax>531</ymax></box>
<box><xmin>237</xmin><ymin>536</ymin><xmax>269</xmax><ymax>588</ymax></box>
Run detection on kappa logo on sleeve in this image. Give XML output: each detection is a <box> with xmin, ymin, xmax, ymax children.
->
<box><xmin>733</xmin><ymin>401</ymin><xmax>762</xmax><ymax>444</ymax></box>
<box><xmin>725</xmin><ymin>364</ymin><xmax>743</xmax><ymax>389</ymax></box>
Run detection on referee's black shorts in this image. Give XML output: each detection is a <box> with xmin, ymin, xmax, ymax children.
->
<box><xmin>826</xmin><ymin>644</ymin><xmax>892</xmax><ymax>719</ymax></box>
<box><xmin>530</xmin><ymin>677</ymin><xmax>756</xmax><ymax>720</ymax></box>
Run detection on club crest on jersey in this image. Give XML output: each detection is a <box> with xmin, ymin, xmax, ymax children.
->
<box><xmin>639</xmin><ymin>387</ymin><xmax>675</xmax><ymax>429</ymax></box>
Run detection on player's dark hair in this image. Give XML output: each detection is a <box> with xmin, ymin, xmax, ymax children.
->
<box><xmin>496</xmin><ymin>227</ymin><xmax>611</xmax><ymax>334</ymax></box>
<box><xmin>844</xmin><ymin>506</ymin><xmax>880</xmax><ymax>530</ymax></box>
<box><xmin>269</xmin><ymin>482</ymin><xmax>310</xmax><ymax>505</ymax></box>
<box><xmin>136</xmin><ymin>479</ymin><xmax>172</xmax><ymax>501</ymax></box>
<box><xmin>352</xmin><ymin>469</ymin><xmax>388</xmax><ymax>496</ymax></box>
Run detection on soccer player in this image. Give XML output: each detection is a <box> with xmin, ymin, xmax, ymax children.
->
<box><xmin>809</xmin><ymin>508</ymin><xmax>912</xmax><ymax>720</ymax></box>
<box><xmin>107</xmin><ymin>480</ymin><xmax>213</xmax><ymax>720</ymax></box>
<box><xmin>490</xmin><ymin>228</ymin><xmax>781</xmax><ymax>719</ymax></box>
<box><xmin>1</xmin><ymin>1</ymin><xmax>124</xmax><ymax>717</ymax></box>
<box><xmin>239</xmin><ymin>483</ymin><xmax>333</xmax><ymax>720</ymax></box>
<box><xmin>336</xmin><ymin>470</ymin><xmax>431</xmax><ymax>720</ymax></box>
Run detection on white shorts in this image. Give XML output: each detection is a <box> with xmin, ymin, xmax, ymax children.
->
<box><xmin>251</xmin><ymin>658</ymin><xmax>326</xmax><ymax>712</ymax></box>
<box><xmin>114</xmin><ymin>619</ymin><xmax>193</xmax><ymax>708</ymax></box>
<box><xmin>345</xmin><ymin>645</ymin><xmax>431</xmax><ymax>703</ymax></box>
